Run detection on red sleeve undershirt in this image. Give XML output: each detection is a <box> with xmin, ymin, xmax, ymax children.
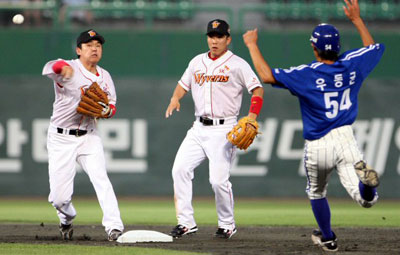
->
<box><xmin>52</xmin><ymin>60</ymin><xmax>69</xmax><ymax>74</ymax></box>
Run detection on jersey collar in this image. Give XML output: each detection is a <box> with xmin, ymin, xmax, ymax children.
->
<box><xmin>204</xmin><ymin>50</ymin><xmax>233</xmax><ymax>67</ymax></box>
<box><xmin>76</xmin><ymin>59</ymin><xmax>103</xmax><ymax>82</ymax></box>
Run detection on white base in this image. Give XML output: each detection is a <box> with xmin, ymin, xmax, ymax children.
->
<box><xmin>117</xmin><ymin>230</ymin><xmax>173</xmax><ymax>243</ymax></box>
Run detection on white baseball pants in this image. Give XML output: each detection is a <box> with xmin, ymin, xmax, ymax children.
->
<box><xmin>47</xmin><ymin>125</ymin><xmax>124</xmax><ymax>233</ymax></box>
<box><xmin>304</xmin><ymin>125</ymin><xmax>378</xmax><ymax>207</ymax></box>
<box><xmin>172</xmin><ymin>120</ymin><xmax>237</xmax><ymax>230</ymax></box>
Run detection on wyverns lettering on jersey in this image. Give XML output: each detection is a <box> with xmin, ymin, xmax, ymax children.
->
<box><xmin>194</xmin><ymin>67</ymin><xmax>230</xmax><ymax>86</ymax></box>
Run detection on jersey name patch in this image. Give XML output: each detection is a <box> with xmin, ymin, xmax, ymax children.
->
<box><xmin>194</xmin><ymin>73</ymin><xmax>229</xmax><ymax>85</ymax></box>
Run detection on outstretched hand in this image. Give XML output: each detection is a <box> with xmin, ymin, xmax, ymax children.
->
<box><xmin>165</xmin><ymin>98</ymin><xmax>180</xmax><ymax>118</ymax></box>
<box><xmin>343</xmin><ymin>0</ymin><xmax>361</xmax><ymax>22</ymax></box>
<box><xmin>343</xmin><ymin>0</ymin><xmax>374</xmax><ymax>46</ymax></box>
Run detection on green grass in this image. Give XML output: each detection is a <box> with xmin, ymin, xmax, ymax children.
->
<box><xmin>0</xmin><ymin>197</ymin><xmax>398</xmax><ymax>254</ymax></box>
<box><xmin>0</xmin><ymin>197</ymin><xmax>399</xmax><ymax>227</ymax></box>
<box><xmin>234</xmin><ymin>199</ymin><xmax>400</xmax><ymax>227</ymax></box>
<box><xmin>0</xmin><ymin>243</ymin><xmax>204</xmax><ymax>255</ymax></box>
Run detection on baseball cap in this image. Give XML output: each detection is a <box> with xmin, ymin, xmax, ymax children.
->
<box><xmin>76</xmin><ymin>29</ymin><xmax>105</xmax><ymax>46</ymax></box>
<box><xmin>206</xmin><ymin>19</ymin><xmax>230</xmax><ymax>36</ymax></box>
<box><xmin>310</xmin><ymin>23</ymin><xmax>340</xmax><ymax>53</ymax></box>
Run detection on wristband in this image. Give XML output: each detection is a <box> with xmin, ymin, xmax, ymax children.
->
<box><xmin>52</xmin><ymin>60</ymin><xmax>69</xmax><ymax>74</ymax></box>
<box><xmin>249</xmin><ymin>96</ymin><xmax>263</xmax><ymax>116</ymax></box>
<box><xmin>108</xmin><ymin>104</ymin><xmax>116</xmax><ymax>118</ymax></box>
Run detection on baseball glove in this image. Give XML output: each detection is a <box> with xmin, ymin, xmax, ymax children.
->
<box><xmin>76</xmin><ymin>82</ymin><xmax>110</xmax><ymax>118</ymax></box>
<box><xmin>227</xmin><ymin>116</ymin><xmax>259</xmax><ymax>150</ymax></box>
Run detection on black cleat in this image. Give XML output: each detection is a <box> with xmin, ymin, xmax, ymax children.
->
<box><xmin>169</xmin><ymin>224</ymin><xmax>198</xmax><ymax>238</ymax></box>
<box><xmin>215</xmin><ymin>228</ymin><xmax>237</xmax><ymax>239</ymax></box>
<box><xmin>59</xmin><ymin>223</ymin><xmax>73</xmax><ymax>240</ymax></box>
<box><xmin>311</xmin><ymin>229</ymin><xmax>338</xmax><ymax>252</ymax></box>
<box><xmin>108</xmin><ymin>229</ymin><xmax>122</xmax><ymax>241</ymax></box>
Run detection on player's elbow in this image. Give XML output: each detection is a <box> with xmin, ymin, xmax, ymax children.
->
<box><xmin>260</xmin><ymin>75</ymin><xmax>275</xmax><ymax>84</ymax></box>
<box><xmin>260</xmin><ymin>76</ymin><xmax>270</xmax><ymax>84</ymax></box>
<box><xmin>260</xmin><ymin>72</ymin><xmax>276</xmax><ymax>84</ymax></box>
<box><xmin>258</xmin><ymin>71</ymin><xmax>275</xmax><ymax>84</ymax></box>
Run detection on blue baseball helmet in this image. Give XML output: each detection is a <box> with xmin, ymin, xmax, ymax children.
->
<box><xmin>310</xmin><ymin>23</ymin><xmax>341</xmax><ymax>53</ymax></box>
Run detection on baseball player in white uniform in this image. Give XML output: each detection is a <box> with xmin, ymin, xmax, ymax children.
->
<box><xmin>165</xmin><ymin>19</ymin><xmax>264</xmax><ymax>239</ymax></box>
<box><xmin>42</xmin><ymin>29</ymin><xmax>124</xmax><ymax>241</ymax></box>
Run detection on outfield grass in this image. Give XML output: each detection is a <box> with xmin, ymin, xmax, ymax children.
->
<box><xmin>0</xmin><ymin>243</ymin><xmax>205</xmax><ymax>255</ymax></box>
<box><xmin>0</xmin><ymin>197</ymin><xmax>399</xmax><ymax>227</ymax></box>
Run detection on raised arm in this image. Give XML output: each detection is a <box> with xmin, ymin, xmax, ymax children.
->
<box><xmin>343</xmin><ymin>0</ymin><xmax>375</xmax><ymax>46</ymax></box>
<box><xmin>52</xmin><ymin>60</ymin><xmax>74</xmax><ymax>80</ymax></box>
<box><xmin>243</xmin><ymin>29</ymin><xmax>276</xmax><ymax>84</ymax></box>
<box><xmin>165</xmin><ymin>84</ymin><xmax>187</xmax><ymax>118</ymax></box>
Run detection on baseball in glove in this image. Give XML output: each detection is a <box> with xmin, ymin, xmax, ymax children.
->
<box><xmin>227</xmin><ymin>116</ymin><xmax>259</xmax><ymax>150</ymax></box>
<box><xmin>76</xmin><ymin>82</ymin><xmax>111</xmax><ymax>118</ymax></box>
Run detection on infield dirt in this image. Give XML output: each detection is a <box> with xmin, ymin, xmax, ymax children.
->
<box><xmin>1</xmin><ymin>224</ymin><xmax>399</xmax><ymax>254</ymax></box>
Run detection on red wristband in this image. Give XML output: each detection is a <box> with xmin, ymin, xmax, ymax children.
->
<box><xmin>108</xmin><ymin>104</ymin><xmax>116</xmax><ymax>118</ymax></box>
<box><xmin>52</xmin><ymin>60</ymin><xmax>69</xmax><ymax>74</ymax></box>
<box><xmin>249</xmin><ymin>96</ymin><xmax>263</xmax><ymax>115</ymax></box>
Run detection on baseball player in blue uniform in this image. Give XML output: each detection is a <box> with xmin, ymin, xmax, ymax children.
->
<box><xmin>243</xmin><ymin>0</ymin><xmax>384</xmax><ymax>252</ymax></box>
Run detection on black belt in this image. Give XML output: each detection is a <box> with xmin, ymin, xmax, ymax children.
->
<box><xmin>57</xmin><ymin>127</ymin><xmax>87</xmax><ymax>137</ymax></box>
<box><xmin>199</xmin><ymin>116</ymin><xmax>224</xmax><ymax>126</ymax></box>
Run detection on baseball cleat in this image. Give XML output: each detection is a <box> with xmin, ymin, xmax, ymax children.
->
<box><xmin>108</xmin><ymin>229</ymin><xmax>122</xmax><ymax>241</ymax></box>
<box><xmin>311</xmin><ymin>229</ymin><xmax>338</xmax><ymax>252</ymax></box>
<box><xmin>59</xmin><ymin>223</ymin><xmax>73</xmax><ymax>240</ymax></box>
<box><xmin>354</xmin><ymin>161</ymin><xmax>380</xmax><ymax>188</ymax></box>
<box><xmin>169</xmin><ymin>224</ymin><xmax>198</xmax><ymax>238</ymax></box>
<box><xmin>214</xmin><ymin>227</ymin><xmax>237</xmax><ymax>239</ymax></box>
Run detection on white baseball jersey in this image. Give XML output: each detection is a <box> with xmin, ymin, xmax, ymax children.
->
<box><xmin>172</xmin><ymin>50</ymin><xmax>262</xmax><ymax>231</ymax></box>
<box><xmin>179</xmin><ymin>50</ymin><xmax>261</xmax><ymax>118</ymax></box>
<box><xmin>42</xmin><ymin>58</ymin><xmax>123</xmax><ymax>234</ymax></box>
<box><xmin>42</xmin><ymin>58</ymin><xmax>116</xmax><ymax>130</ymax></box>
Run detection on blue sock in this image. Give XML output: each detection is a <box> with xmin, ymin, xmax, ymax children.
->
<box><xmin>359</xmin><ymin>181</ymin><xmax>376</xmax><ymax>201</ymax></box>
<box><xmin>310</xmin><ymin>198</ymin><xmax>334</xmax><ymax>240</ymax></box>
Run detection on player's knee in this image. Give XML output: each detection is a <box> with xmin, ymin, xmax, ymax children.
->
<box><xmin>172</xmin><ymin>166</ymin><xmax>183</xmax><ymax>178</ymax></box>
<box><xmin>209</xmin><ymin>179</ymin><xmax>230</xmax><ymax>191</ymax></box>
<box><xmin>172</xmin><ymin>165</ymin><xmax>192</xmax><ymax>181</ymax></box>
<box><xmin>306</xmin><ymin>190</ymin><xmax>326</xmax><ymax>200</ymax></box>
<box><xmin>210</xmin><ymin>180</ymin><xmax>221</xmax><ymax>189</ymax></box>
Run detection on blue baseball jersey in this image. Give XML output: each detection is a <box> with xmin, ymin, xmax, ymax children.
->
<box><xmin>272</xmin><ymin>43</ymin><xmax>385</xmax><ymax>140</ymax></box>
